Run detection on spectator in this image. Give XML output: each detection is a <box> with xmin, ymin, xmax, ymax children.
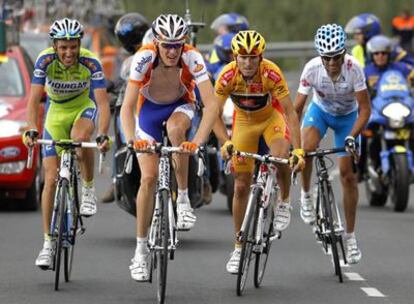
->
<box><xmin>392</xmin><ymin>9</ymin><xmax>414</xmax><ymax>54</ymax></box>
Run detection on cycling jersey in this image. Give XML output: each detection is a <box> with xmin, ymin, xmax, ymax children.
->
<box><xmin>32</xmin><ymin>47</ymin><xmax>106</xmax><ymax>105</ymax></box>
<box><xmin>129</xmin><ymin>43</ymin><xmax>209</xmax><ymax>115</ymax></box>
<box><xmin>298</xmin><ymin>54</ymin><xmax>367</xmax><ymax>116</ymax></box>
<box><xmin>215</xmin><ymin>59</ymin><xmax>290</xmax><ymax>173</ymax></box>
<box><xmin>32</xmin><ymin>47</ymin><xmax>105</xmax><ymax>157</ymax></box>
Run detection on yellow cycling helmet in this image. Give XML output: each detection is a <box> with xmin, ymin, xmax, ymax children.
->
<box><xmin>231</xmin><ymin>30</ymin><xmax>266</xmax><ymax>56</ymax></box>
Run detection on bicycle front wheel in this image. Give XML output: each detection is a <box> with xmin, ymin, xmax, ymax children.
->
<box><xmin>64</xmin><ymin>175</ymin><xmax>80</xmax><ymax>282</ymax></box>
<box><xmin>254</xmin><ymin>205</ymin><xmax>274</xmax><ymax>288</ymax></box>
<box><xmin>236</xmin><ymin>187</ymin><xmax>261</xmax><ymax>296</ymax></box>
<box><xmin>54</xmin><ymin>180</ymin><xmax>69</xmax><ymax>291</ymax></box>
<box><xmin>322</xmin><ymin>181</ymin><xmax>343</xmax><ymax>283</ymax></box>
<box><xmin>157</xmin><ymin>190</ymin><xmax>170</xmax><ymax>304</ymax></box>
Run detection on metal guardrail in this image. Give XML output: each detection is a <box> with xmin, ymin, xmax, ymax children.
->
<box><xmin>197</xmin><ymin>40</ymin><xmax>356</xmax><ymax>59</ymax></box>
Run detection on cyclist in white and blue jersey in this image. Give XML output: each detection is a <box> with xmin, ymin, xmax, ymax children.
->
<box><xmin>294</xmin><ymin>24</ymin><xmax>371</xmax><ymax>264</ymax></box>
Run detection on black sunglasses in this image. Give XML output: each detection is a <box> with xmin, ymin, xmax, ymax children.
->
<box><xmin>321</xmin><ymin>53</ymin><xmax>344</xmax><ymax>62</ymax></box>
<box><xmin>160</xmin><ymin>42</ymin><xmax>184</xmax><ymax>49</ymax></box>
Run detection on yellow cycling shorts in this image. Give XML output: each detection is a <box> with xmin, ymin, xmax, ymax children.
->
<box><xmin>231</xmin><ymin>105</ymin><xmax>289</xmax><ymax>173</ymax></box>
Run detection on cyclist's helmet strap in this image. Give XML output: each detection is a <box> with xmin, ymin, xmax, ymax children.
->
<box><xmin>49</xmin><ymin>18</ymin><xmax>84</xmax><ymax>40</ymax></box>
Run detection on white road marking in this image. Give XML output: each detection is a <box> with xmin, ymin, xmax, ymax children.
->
<box><xmin>344</xmin><ymin>272</ymin><xmax>365</xmax><ymax>281</ymax></box>
<box><xmin>361</xmin><ymin>287</ymin><xmax>386</xmax><ymax>297</ymax></box>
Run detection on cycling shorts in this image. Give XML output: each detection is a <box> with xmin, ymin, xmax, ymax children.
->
<box><xmin>302</xmin><ymin>102</ymin><xmax>358</xmax><ymax>157</ymax></box>
<box><xmin>135</xmin><ymin>98</ymin><xmax>195</xmax><ymax>142</ymax></box>
<box><xmin>231</xmin><ymin>105</ymin><xmax>289</xmax><ymax>173</ymax></box>
<box><xmin>42</xmin><ymin>98</ymin><xmax>97</xmax><ymax>157</ymax></box>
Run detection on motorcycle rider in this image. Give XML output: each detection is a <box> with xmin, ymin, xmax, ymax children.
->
<box><xmin>101</xmin><ymin>12</ymin><xmax>149</xmax><ymax>203</ymax></box>
<box><xmin>345</xmin><ymin>13</ymin><xmax>414</xmax><ymax>67</ymax></box>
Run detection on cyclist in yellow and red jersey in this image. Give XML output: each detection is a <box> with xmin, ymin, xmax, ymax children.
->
<box><xmin>121</xmin><ymin>14</ymin><xmax>218</xmax><ymax>282</ymax></box>
<box><xmin>213</xmin><ymin>30</ymin><xmax>305</xmax><ymax>274</ymax></box>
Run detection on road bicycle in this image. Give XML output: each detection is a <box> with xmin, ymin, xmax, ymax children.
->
<box><xmin>126</xmin><ymin>140</ymin><xmax>205</xmax><ymax>304</ymax></box>
<box><xmin>27</xmin><ymin>139</ymin><xmax>103</xmax><ymax>290</ymax></box>
<box><xmin>305</xmin><ymin>147</ymin><xmax>350</xmax><ymax>283</ymax></box>
<box><xmin>225</xmin><ymin>150</ymin><xmax>288</xmax><ymax>296</ymax></box>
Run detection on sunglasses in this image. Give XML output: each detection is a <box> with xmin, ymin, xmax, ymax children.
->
<box><xmin>160</xmin><ymin>42</ymin><xmax>184</xmax><ymax>49</ymax></box>
<box><xmin>321</xmin><ymin>53</ymin><xmax>344</xmax><ymax>62</ymax></box>
<box><xmin>373</xmin><ymin>51</ymin><xmax>389</xmax><ymax>56</ymax></box>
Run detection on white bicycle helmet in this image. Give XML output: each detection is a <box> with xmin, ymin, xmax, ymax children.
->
<box><xmin>314</xmin><ymin>24</ymin><xmax>346</xmax><ymax>55</ymax></box>
<box><xmin>366</xmin><ymin>35</ymin><xmax>393</xmax><ymax>55</ymax></box>
<box><xmin>49</xmin><ymin>18</ymin><xmax>84</xmax><ymax>40</ymax></box>
<box><xmin>152</xmin><ymin>14</ymin><xmax>188</xmax><ymax>43</ymax></box>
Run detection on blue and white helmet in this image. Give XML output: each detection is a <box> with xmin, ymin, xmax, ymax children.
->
<box><xmin>314</xmin><ymin>24</ymin><xmax>346</xmax><ymax>55</ymax></box>
<box><xmin>366</xmin><ymin>35</ymin><xmax>393</xmax><ymax>55</ymax></box>
<box><xmin>49</xmin><ymin>18</ymin><xmax>84</xmax><ymax>40</ymax></box>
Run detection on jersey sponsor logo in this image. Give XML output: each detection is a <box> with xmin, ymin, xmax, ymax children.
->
<box><xmin>47</xmin><ymin>80</ymin><xmax>88</xmax><ymax>90</ymax></box>
<box><xmin>33</xmin><ymin>69</ymin><xmax>46</xmax><ymax>78</ymax></box>
<box><xmin>300</xmin><ymin>79</ymin><xmax>311</xmax><ymax>87</ymax></box>
<box><xmin>135</xmin><ymin>55</ymin><xmax>152</xmax><ymax>73</ymax></box>
<box><xmin>264</xmin><ymin>69</ymin><xmax>281</xmax><ymax>83</ymax></box>
<box><xmin>82</xmin><ymin>59</ymin><xmax>99</xmax><ymax>72</ymax></box>
<box><xmin>38</xmin><ymin>55</ymin><xmax>54</xmax><ymax>68</ymax></box>
<box><xmin>220</xmin><ymin>68</ymin><xmax>235</xmax><ymax>86</ymax></box>
<box><xmin>91</xmin><ymin>71</ymin><xmax>104</xmax><ymax>80</ymax></box>
<box><xmin>193</xmin><ymin>60</ymin><xmax>205</xmax><ymax>73</ymax></box>
<box><xmin>249</xmin><ymin>83</ymin><xmax>263</xmax><ymax>93</ymax></box>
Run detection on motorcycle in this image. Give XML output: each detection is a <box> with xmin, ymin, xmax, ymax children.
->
<box><xmin>363</xmin><ymin>70</ymin><xmax>414</xmax><ymax>212</ymax></box>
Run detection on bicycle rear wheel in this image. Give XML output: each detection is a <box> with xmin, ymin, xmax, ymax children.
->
<box><xmin>254</xmin><ymin>206</ymin><xmax>274</xmax><ymax>288</ymax></box>
<box><xmin>236</xmin><ymin>187</ymin><xmax>260</xmax><ymax>296</ymax></box>
<box><xmin>322</xmin><ymin>181</ymin><xmax>343</xmax><ymax>283</ymax></box>
<box><xmin>54</xmin><ymin>180</ymin><xmax>69</xmax><ymax>291</ymax></box>
<box><xmin>64</xmin><ymin>174</ymin><xmax>80</xmax><ymax>282</ymax></box>
<box><xmin>157</xmin><ymin>190</ymin><xmax>170</xmax><ymax>304</ymax></box>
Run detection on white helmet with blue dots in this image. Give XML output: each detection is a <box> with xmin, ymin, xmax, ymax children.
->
<box><xmin>314</xmin><ymin>24</ymin><xmax>346</xmax><ymax>55</ymax></box>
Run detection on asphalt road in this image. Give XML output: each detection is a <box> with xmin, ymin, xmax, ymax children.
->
<box><xmin>1</xmin><ymin>72</ymin><xmax>413</xmax><ymax>304</ymax></box>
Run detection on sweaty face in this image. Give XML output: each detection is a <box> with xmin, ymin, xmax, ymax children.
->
<box><xmin>157</xmin><ymin>41</ymin><xmax>184</xmax><ymax>67</ymax></box>
<box><xmin>54</xmin><ymin>39</ymin><xmax>81</xmax><ymax>68</ymax></box>
<box><xmin>236</xmin><ymin>55</ymin><xmax>260</xmax><ymax>78</ymax></box>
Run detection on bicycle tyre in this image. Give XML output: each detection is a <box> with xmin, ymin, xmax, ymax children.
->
<box><xmin>64</xmin><ymin>173</ymin><xmax>80</xmax><ymax>282</ymax></box>
<box><xmin>322</xmin><ymin>181</ymin><xmax>343</xmax><ymax>283</ymax></box>
<box><xmin>157</xmin><ymin>190</ymin><xmax>170</xmax><ymax>304</ymax></box>
<box><xmin>54</xmin><ymin>180</ymin><xmax>69</xmax><ymax>291</ymax></box>
<box><xmin>236</xmin><ymin>187</ymin><xmax>260</xmax><ymax>296</ymax></box>
<box><xmin>254</xmin><ymin>205</ymin><xmax>274</xmax><ymax>288</ymax></box>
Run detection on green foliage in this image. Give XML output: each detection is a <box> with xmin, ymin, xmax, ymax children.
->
<box><xmin>123</xmin><ymin>0</ymin><xmax>412</xmax><ymax>43</ymax></box>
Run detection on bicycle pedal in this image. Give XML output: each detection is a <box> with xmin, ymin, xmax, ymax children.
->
<box><xmin>269</xmin><ymin>231</ymin><xmax>281</xmax><ymax>242</ymax></box>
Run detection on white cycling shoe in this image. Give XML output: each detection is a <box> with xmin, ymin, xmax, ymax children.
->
<box><xmin>346</xmin><ymin>237</ymin><xmax>362</xmax><ymax>264</ymax></box>
<box><xmin>130</xmin><ymin>253</ymin><xmax>151</xmax><ymax>282</ymax></box>
<box><xmin>300</xmin><ymin>194</ymin><xmax>316</xmax><ymax>225</ymax></box>
<box><xmin>273</xmin><ymin>202</ymin><xmax>292</xmax><ymax>231</ymax></box>
<box><xmin>226</xmin><ymin>249</ymin><xmax>241</xmax><ymax>274</ymax></box>
<box><xmin>35</xmin><ymin>246</ymin><xmax>54</xmax><ymax>270</ymax></box>
<box><xmin>80</xmin><ymin>186</ymin><xmax>97</xmax><ymax>217</ymax></box>
<box><xmin>176</xmin><ymin>202</ymin><xmax>196</xmax><ymax>231</ymax></box>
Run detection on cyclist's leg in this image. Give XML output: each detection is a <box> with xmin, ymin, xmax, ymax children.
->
<box><xmin>331</xmin><ymin>110</ymin><xmax>361</xmax><ymax>263</ymax></box>
<box><xmin>167</xmin><ymin>103</ymin><xmax>197</xmax><ymax>230</ymax></box>
<box><xmin>72</xmin><ymin>105</ymin><xmax>97</xmax><ymax>216</ymax></box>
<box><xmin>36</xmin><ymin>104</ymin><xmax>68</xmax><ymax>268</ymax></box>
<box><xmin>264</xmin><ymin>109</ymin><xmax>292</xmax><ymax>231</ymax></box>
<box><xmin>300</xmin><ymin>103</ymin><xmax>326</xmax><ymax>224</ymax></box>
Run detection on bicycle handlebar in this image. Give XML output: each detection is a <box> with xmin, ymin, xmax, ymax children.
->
<box><xmin>305</xmin><ymin>146</ymin><xmax>358</xmax><ymax>173</ymax></box>
<box><xmin>26</xmin><ymin>139</ymin><xmax>104</xmax><ymax>171</ymax></box>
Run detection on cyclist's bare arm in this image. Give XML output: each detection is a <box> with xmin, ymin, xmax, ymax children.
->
<box><xmin>349</xmin><ymin>89</ymin><xmax>371</xmax><ymax>137</ymax></box>
<box><xmin>293</xmin><ymin>92</ymin><xmax>308</xmax><ymax>122</ymax></box>
<box><xmin>193</xmin><ymin>80</ymin><xmax>220</xmax><ymax>146</ymax></box>
<box><xmin>212</xmin><ymin>95</ymin><xmax>229</xmax><ymax>145</ymax></box>
<box><xmin>120</xmin><ymin>81</ymin><xmax>140</xmax><ymax>143</ymax></box>
<box><xmin>93</xmin><ymin>87</ymin><xmax>111</xmax><ymax>136</ymax></box>
<box><xmin>26</xmin><ymin>84</ymin><xmax>45</xmax><ymax>129</ymax></box>
<box><xmin>279</xmin><ymin>95</ymin><xmax>302</xmax><ymax>149</ymax></box>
